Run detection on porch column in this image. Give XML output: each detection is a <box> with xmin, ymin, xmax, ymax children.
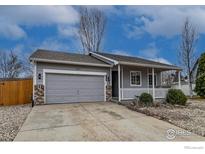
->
<box><xmin>109</xmin><ymin>68</ymin><xmax>112</xmax><ymax>86</ymax></box>
<box><xmin>152</xmin><ymin>68</ymin><xmax>155</xmax><ymax>100</ymax></box>
<box><xmin>121</xmin><ymin>66</ymin><xmax>124</xmax><ymax>100</ymax></box>
<box><xmin>118</xmin><ymin>64</ymin><xmax>121</xmax><ymax>102</ymax></box>
<box><xmin>178</xmin><ymin>70</ymin><xmax>181</xmax><ymax>89</ymax></box>
<box><xmin>147</xmin><ymin>68</ymin><xmax>149</xmax><ymax>94</ymax></box>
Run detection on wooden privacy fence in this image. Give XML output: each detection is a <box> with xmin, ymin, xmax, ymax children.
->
<box><xmin>0</xmin><ymin>78</ymin><xmax>33</xmax><ymax>106</ymax></box>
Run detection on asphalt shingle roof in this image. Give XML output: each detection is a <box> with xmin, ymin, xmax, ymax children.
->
<box><xmin>95</xmin><ymin>52</ymin><xmax>181</xmax><ymax>70</ymax></box>
<box><xmin>30</xmin><ymin>49</ymin><xmax>109</xmax><ymax>65</ymax></box>
<box><xmin>30</xmin><ymin>49</ymin><xmax>181</xmax><ymax>70</ymax></box>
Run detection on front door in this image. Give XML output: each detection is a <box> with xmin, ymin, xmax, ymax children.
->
<box><xmin>112</xmin><ymin>71</ymin><xmax>118</xmax><ymax>97</ymax></box>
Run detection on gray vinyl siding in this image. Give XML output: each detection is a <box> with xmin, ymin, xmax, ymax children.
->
<box><xmin>35</xmin><ymin>62</ymin><xmax>163</xmax><ymax>102</ymax></box>
<box><xmin>36</xmin><ymin>62</ymin><xmax>110</xmax><ymax>85</ymax></box>
<box><xmin>120</xmin><ymin>65</ymin><xmax>164</xmax><ymax>99</ymax></box>
<box><xmin>121</xmin><ymin>65</ymin><xmax>162</xmax><ymax>88</ymax></box>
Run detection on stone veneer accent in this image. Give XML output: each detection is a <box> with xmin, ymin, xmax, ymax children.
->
<box><xmin>34</xmin><ymin>84</ymin><xmax>111</xmax><ymax>104</ymax></box>
<box><xmin>106</xmin><ymin>85</ymin><xmax>112</xmax><ymax>101</ymax></box>
<box><xmin>34</xmin><ymin>84</ymin><xmax>45</xmax><ymax>104</ymax></box>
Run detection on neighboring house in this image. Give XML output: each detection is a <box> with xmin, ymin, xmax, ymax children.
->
<box><xmin>30</xmin><ymin>49</ymin><xmax>182</xmax><ymax>105</ymax></box>
<box><xmin>171</xmin><ymin>81</ymin><xmax>196</xmax><ymax>96</ymax></box>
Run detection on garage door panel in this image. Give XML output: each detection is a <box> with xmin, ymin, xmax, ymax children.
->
<box><xmin>47</xmin><ymin>84</ymin><xmax>103</xmax><ymax>91</ymax></box>
<box><xmin>47</xmin><ymin>89</ymin><xmax>104</xmax><ymax>97</ymax></box>
<box><xmin>47</xmin><ymin>89</ymin><xmax>77</xmax><ymax>94</ymax></box>
<box><xmin>47</xmin><ymin>75</ymin><xmax>103</xmax><ymax>82</ymax></box>
<box><xmin>79</xmin><ymin>89</ymin><xmax>104</xmax><ymax>95</ymax></box>
<box><xmin>78</xmin><ymin>96</ymin><xmax>104</xmax><ymax>102</ymax></box>
<box><xmin>49</xmin><ymin>83</ymin><xmax>103</xmax><ymax>89</ymax></box>
<box><xmin>47</xmin><ymin>93</ymin><xmax>77</xmax><ymax>97</ymax></box>
<box><xmin>47</xmin><ymin>87</ymin><xmax>104</xmax><ymax>93</ymax></box>
<box><xmin>47</xmin><ymin>96</ymin><xmax>78</xmax><ymax>104</ymax></box>
<box><xmin>46</xmin><ymin>73</ymin><xmax>105</xmax><ymax>104</ymax></box>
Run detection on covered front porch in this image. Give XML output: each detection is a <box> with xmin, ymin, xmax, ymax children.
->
<box><xmin>111</xmin><ymin>64</ymin><xmax>182</xmax><ymax>102</ymax></box>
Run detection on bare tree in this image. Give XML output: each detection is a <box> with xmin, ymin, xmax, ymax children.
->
<box><xmin>0</xmin><ymin>51</ymin><xmax>8</xmax><ymax>78</ymax></box>
<box><xmin>0</xmin><ymin>50</ymin><xmax>23</xmax><ymax>78</ymax></box>
<box><xmin>179</xmin><ymin>18</ymin><xmax>198</xmax><ymax>97</ymax></box>
<box><xmin>21</xmin><ymin>54</ymin><xmax>33</xmax><ymax>77</ymax></box>
<box><xmin>78</xmin><ymin>7</ymin><xmax>106</xmax><ymax>54</ymax></box>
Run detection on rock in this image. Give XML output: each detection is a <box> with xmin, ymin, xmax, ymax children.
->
<box><xmin>0</xmin><ymin>104</ymin><xmax>31</xmax><ymax>141</ymax></box>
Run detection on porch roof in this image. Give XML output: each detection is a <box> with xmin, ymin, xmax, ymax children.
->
<box><xmin>92</xmin><ymin>52</ymin><xmax>182</xmax><ymax>70</ymax></box>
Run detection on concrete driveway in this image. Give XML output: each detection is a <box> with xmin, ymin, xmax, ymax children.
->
<box><xmin>15</xmin><ymin>102</ymin><xmax>204</xmax><ymax>141</ymax></box>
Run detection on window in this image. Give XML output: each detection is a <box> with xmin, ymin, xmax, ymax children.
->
<box><xmin>130</xmin><ymin>71</ymin><xmax>141</xmax><ymax>86</ymax></box>
<box><xmin>148</xmin><ymin>74</ymin><xmax>157</xmax><ymax>86</ymax></box>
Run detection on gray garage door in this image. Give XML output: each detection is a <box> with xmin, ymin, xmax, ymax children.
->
<box><xmin>45</xmin><ymin>73</ymin><xmax>105</xmax><ymax>104</ymax></box>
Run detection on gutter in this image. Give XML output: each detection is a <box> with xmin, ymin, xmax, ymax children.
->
<box><xmin>30</xmin><ymin>58</ymin><xmax>112</xmax><ymax>68</ymax></box>
<box><xmin>119</xmin><ymin>61</ymin><xmax>182</xmax><ymax>70</ymax></box>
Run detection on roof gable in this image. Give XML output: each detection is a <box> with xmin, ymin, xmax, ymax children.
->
<box><xmin>29</xmin><ymin>49</ymin><xmax>111</xmax><ymax>67</ymax></box>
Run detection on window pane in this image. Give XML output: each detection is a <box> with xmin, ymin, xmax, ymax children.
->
<box><xmin>131</xmin><ymin>72</ymin><xmax>141</xmax><ymax>85</ymax></box>
<box><xmin>149</xmin><ymin>75</ymin><xmax>156</xmax><ymax>86</ymax></box>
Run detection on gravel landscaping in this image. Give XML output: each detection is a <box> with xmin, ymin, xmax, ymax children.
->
<box><xmin>0</xmin><ymin>104</ymin><xmax>32</xmax><ymax>141</ymax></box>
<box><xmin>127</xmin><ymin>99</ymin><xmax>205</xmax><ymax>137</ymax></box>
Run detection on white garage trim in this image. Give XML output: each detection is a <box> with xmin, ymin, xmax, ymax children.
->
<box><xmin>43</xmin><ymin>69</ymin><xmax>107</xmax><ymax>77</ymax></box>
<box><xmin>43</xmin><ymin>69</ymin><xmax>107</xmax><ymax>103</ymax></box>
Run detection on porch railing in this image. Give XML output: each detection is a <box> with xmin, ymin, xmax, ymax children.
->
<box><xmin>121</xmin><ymin>88</ymin><xmax>169</xmax><ymax>100</ymax></box>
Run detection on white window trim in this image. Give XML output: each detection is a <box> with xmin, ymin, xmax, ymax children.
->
<box><xmin>43</xmin><ymin>69</ymin><xmax>107</xmax><ymax>103</ymax></box>
<box><xmin>148</xmin><ymin>73</ymin><xmax>157</xmax><ymax>86</ymax></box>
<box><xmin>130</xmin><ymin>71</ymin><xmax>142</xmax><ymax>87</ymax></box>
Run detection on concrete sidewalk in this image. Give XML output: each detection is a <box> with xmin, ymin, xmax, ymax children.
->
<box><xmin>15</xmin><ymin>102</ymin><xmax>204</xmax><ymax>141</ymax></box>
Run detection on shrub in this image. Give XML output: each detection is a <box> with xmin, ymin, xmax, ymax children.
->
<box><xmin>195</xmin><ymin>53</ymin><xmax>205</xmax><ymax>97</ymax></box>
<box><xmin>166</xmin><ymin>89</ymin><xmax>187</xmax><ymax>105</ymax></box>
<box><xmin>139</xmin><ymin>93</ymin><xmax>153</xmax><ymax>107</ymax></box>
<box><xmin>195</xmin><ymin>74</ymin><xmax>205</xmax><ymax>97</ymax></box>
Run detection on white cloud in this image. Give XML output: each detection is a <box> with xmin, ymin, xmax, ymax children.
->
<box><xmin>124</xmin><ymin>25</ymin><xmax>145</xmax><ymax>39</ymax></box>
<box><xmin>12</xmin><ymin>44</ymin><xmax>25</xmax><ymax>55</ymax></box>
<box><xmin>0</xmin><ymin>6</ymin><xmax>79</xmax><ymax>39</ymax></box>
<box><xmin>37</xmin><ymin>37</ymin><xmax>82</xmax><ymax>53</ymax></box>
<box><xmin>58</xmin><ymin>25</ymin><xmax>78</xmax><ymax>37</ymax></box>
<box><xmin>111</xmin><ymin>48</ymin><xmax>171</xmax><ymax>64</ymax></box>
<box><xmin>139</xmin><ymin>43</ymin><xmax>171</xmax><ymax>64</ymax></box>
<box><xmin>125</xmin><ymin>6</ymin><xmax>205</xmax><ymax>38</ymax></box>
<box><xmin>139</xmin><ymin>43</ymin><xmax>159</xmax><ymax>58</ymax></box>
<box><xmin>0</xmin><ymin>23</ymin><xmax>26</xmax><ymax>39</ymax></box>
<box><xmin>85</xmin><ymin>6</ymin><xmax>120</xmax><ymax>15</ymax></box>
<box><xmin>111</xmin><ymin>50</ymin><xmax>131</xmax><ymax>56</ymax></box>
<box><xmin>149</xmin><ymin>57</ymin><xmax>171</xmax><ymax>64</ymax></box>
<box><xmin>39</xmin><ymin>38</ymin><xmax>70</xmax><ymax>51</ymax></box>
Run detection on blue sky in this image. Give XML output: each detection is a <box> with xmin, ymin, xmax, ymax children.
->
<box><xmin>0</xmin><ymin>6</ymin><xmax>205</xmax><ymax>65</ymax></box>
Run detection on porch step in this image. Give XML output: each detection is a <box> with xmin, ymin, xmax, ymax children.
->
<box><xmin>110</xmin><ymin>98</ymin><xmax>119</xmax><ymax>103</ymax></box>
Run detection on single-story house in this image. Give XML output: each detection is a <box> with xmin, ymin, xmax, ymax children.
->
<box><xmin>30</xmin><ymin>49</ymin><xmax>182</xmax><ymax>105</ymax></box>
